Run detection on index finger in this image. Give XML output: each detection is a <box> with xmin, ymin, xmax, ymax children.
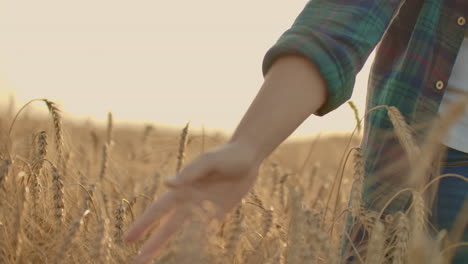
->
<box><xmin>133</xmin><ymin>205</ymin><xmax>191</xmax><ymax>264</ymax></box>
<box><xmin>124</xmin><ymin>191</ymin><xmax>178</xmax><ymax>243</ymax></box>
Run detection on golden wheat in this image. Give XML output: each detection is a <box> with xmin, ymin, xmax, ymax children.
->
<box><xmin>0</xmin><ymin>99</ymin><xmax>465</xmax><ymax>263</ymax></box>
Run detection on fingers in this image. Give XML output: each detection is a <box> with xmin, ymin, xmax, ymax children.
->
<box><xmin>133</xmin><ymin>206</ymin><xmax>190</xmax><ymax>264</ymax></box>
<box><xmin>124</xmin><ymin>191</ymin><xmax>177</xmax><ymax>243</ymax></box>
<box><xmin>165</xmin><ymin>154</ymin><xmax>213</xmax><ymax>187</ymax></box>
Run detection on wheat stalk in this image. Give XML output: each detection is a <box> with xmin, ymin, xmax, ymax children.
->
<box><xmin>347</xmin><ymin>100</ymin><xmax>361</xmax><ymax>133</ymax></box>
<box><xmin>270</xmin><ymin>163</ymin><xmax>279</xmax><ymax>197</ymax></box>
<box><xmin>13</xmin><ymin>184</ymin><xmax>28</xmax><ymax>263</ymax></box>
<box><xmin>278</xmin><ymin>173</ymin><xmax>289</xmax><ymax>209</ymax></box>
<box><xmin>80</xmin><ymin>184</ymin><xmax>96</xmax><ymax>231</ymax></box>
<box><xmin>306</xmin><ymin>163</ymin><xmax>320</xmax><ymax>195</ymax></box>
<box><xmin>53</xmin><ymin>209</ymin><xmax>90</xmax><ymax>263</ymax></box>
<box><xmin>83</xmin><ymin>184</ymin><xmax>96</xmax><ymax>211</ymax></box>
<box><xmin>99</xmin><ymin>143</ymin><xmax>110</xmax><ymax>181</ymax></box>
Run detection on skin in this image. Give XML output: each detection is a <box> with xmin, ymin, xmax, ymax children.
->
<box><xmin>123</xmin><ymin>55</ymin><xmax>328</xmax><ymax>264</ymax></box>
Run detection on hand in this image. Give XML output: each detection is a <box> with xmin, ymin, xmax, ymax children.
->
<box><xmin>124</xmin><ymin>141</ymin><xmax>261</xmax><ymax>264</ymax></box>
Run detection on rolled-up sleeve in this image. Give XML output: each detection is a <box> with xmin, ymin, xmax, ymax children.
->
<box><xmin>262</xmin><ymin>0</ymin><xmax>405</xmax><ymax>116</ymax></box>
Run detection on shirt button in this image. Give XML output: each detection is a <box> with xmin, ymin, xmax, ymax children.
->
<box><xmin>435</xmin><ymin>80</ymin><xmax>445</xmax><ymax>90</ymax></box>
<box><xmin>457</xmin><ymin>16</ymin><xmax>466</xmax><ymax>26</ymax></box>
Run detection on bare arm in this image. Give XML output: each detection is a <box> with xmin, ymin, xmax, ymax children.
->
<box><xmin>230</xmin><ymin>54</ymin><xmax>327</xmax><ymax>164</ymax></box>
<box><xmin>125</xmin><ymin>54</ymin><xmax>328</xmax><ymax>264</ymax></box>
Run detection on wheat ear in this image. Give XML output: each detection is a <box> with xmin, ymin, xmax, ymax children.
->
<box><xmin>0</xmin><ymin>158</ymin><xmax>11</xmax><ymax>188</ymax></box>
<box><xmin>270</xmin><ymin>163</ymin><xmax>279</xmax><ymax>197</ymax></box>
<box><xmin>286</xmin><ymin>186</ymin><xmax>305</xmax><ymax>264</ymax></box>
<box><xmin>392</xmin><ymin>212</ymin><xmax>410</xmax><ymax>264</ymax></box>
<box><xmin>305</xmin><ymin>212</ymin><xmax>337</xmax><ymax>263</ymax></box>
<box><xmin>224</xmin><ymin>203</ymin><xmax>243</xmax><ymax>258</ymax></box>
<box><xmin>365</xmin><ymin>219</ymin><xmax>386</xmax><ymax>264</ymax></box>
<box><xmin>51</xmin><ymin>166</ymin><xmax>65</xmax><ymax>223</ymax></box>
<box><xmin>301</xmin><ymin>209</ymin><xmax>321</xmax><ymax>261</ymax></box>
<box><xmin>261</xmin><ymin>207</ymin><xmax>274</xmax><ymax>239</ymax></box>
<box><xmin>43</xmin><ymin>99</ymin><xmax>64</xmax><ymax>166</ymax></box>
<box><xmin>249</xmin><ymin>189</ymin><xmax>265</xmax><ymax>210</ymax></box>
<box><xmin>106</xmin><ymin>112</ymin><xmax>113</xmax><ymax>145</ymax></box>
<box><xmin>351</xmin><ymin>147</ymin><xmax>364</xmax><ymax>219</ymax></box>
<box><xmin>386</xmin><ymin>106</ymin><xmax>421</xmax><ymax>164</ymax></box>
<box><xmin>176</xmin><ymin>122</ymin><xmax>190</xmax><ymax>173</ymax></box>
<box><xmin>410</xmin><ymin>190</ymin><xmax>427</xmax><ymax>235</ymax></box>
<box><xmin>408</xmin><ymin>97</ymin><xmax>468</xmax><ymax>188</ymax></box>
<box><xmin>31</xmin><ymin>131</ymin><xmax>47</xmax><ymax>209</ymax></box>
<box><xmin>91</xmin><ymin>219</ymin><xmax>112</xmax><ymax>263</ymax></box>
<box><xmin>114</xmin><ymin>199</ymin><xmax>134</xmax><ymax>244</ymax></box>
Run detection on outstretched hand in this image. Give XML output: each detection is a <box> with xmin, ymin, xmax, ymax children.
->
<box><xmin>124</xmin><ymin>141</ymin><xmax>260</xmax><ymax>264</ymax></box>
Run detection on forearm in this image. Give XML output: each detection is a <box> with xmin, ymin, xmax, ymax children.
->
<box><xmin>229</xmin><ymin>55</ymin><xmax>327</xmax><ymax>164</ymax></box>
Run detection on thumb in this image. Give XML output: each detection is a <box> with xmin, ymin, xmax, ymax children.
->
<box><xmin>165</xmin><ymin>156</ymin><xmax>213</xmax><ymax>187</ymax></box>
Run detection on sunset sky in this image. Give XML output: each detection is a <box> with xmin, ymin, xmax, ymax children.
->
<box><xmin>0</xmin><ymin>0</ymin><xmax>373</xmax><ymax>136</ymax></box>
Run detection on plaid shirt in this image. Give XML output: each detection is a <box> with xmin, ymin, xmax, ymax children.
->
<box><xmin>263</xmin><ymin>0</ymin><xmax>467</xmax><ymax>213</ymax></box>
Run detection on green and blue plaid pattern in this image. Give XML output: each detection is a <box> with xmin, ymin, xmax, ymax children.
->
<box><xmin>263</xmin><ymin>0</ymin><xmax>467</xmax><ymax>210</ymax></box>
<box><xmin>263</xmin><ymin>0</ymin><xmax>467</xmax><ymax>262</ymax></box>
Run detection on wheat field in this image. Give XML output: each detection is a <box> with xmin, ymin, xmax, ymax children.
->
<box><xmin>0</xmin><ymin>98</ymin><xmax>466</xmax><ymax>263</ymax></box>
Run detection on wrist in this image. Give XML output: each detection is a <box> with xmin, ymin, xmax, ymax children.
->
<box><xmin>227</xmin><ymin>136</ymin><xmax>266</xmax><ymax>166</ymax></box>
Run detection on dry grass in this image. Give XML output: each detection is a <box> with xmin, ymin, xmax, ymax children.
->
<box><xmin>0</xmin><ymin>99</ymin><xmax>466</xmax><ymax>263</ymax></box>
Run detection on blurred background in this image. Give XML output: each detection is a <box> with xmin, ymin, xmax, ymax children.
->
<box><xmin>0</xmin><ymin>0</ymin><xmax>373</xmax><ymax>136</ymax></box>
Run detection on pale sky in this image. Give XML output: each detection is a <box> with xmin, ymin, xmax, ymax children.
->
<box><xmin>0</xmin><ymin>0</ymin><xmax>373</xmax><ymax>136</ymax></box>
